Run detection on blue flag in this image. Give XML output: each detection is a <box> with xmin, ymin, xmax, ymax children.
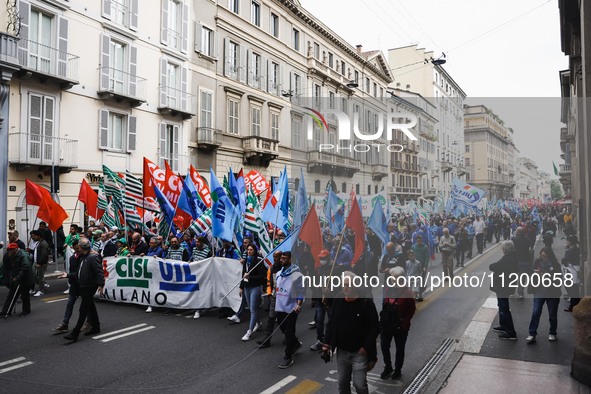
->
<box><xmin>210</xmin><ymin>168</ymin><xmax>239</xmax><ymax>242</ymax></box>
<box><xmin>325</xmin><ymin>187</ymin><xmax>340</xmax><ymax>236</ymax></box>
<box><xmin>294</xmin><ymin>167</ymin><xmax>308</xmax><ymax>228</ymax></box>
<box><xmin>368</xmin><ymin>200</ymin><xmax>389</xmax><ymax>245</ymax></box>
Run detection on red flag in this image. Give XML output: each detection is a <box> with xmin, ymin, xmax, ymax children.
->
<box><xmin>345</xmin><ymin>191</ymin><xmax>365</xmax><ymax>267</ymax></box>
<box><xmin>189</xmin><ymin>164</ymin><xmax>212</xmax><ymax>207</ymax></box>
<box><xmin>25</xmin><ymin>179</ymin><xmax>68</xmax><ymax>231</ymax></box>
<box><xmin>298</xmin><ymin>203</ymin><xmax>323</xmax><ymax>268</ymax></box>
<box><xmin>143</xmin><ymin>157</ymin><xmax>159</xmax><ymax>198</ymax></box>
<box><xmin>78</xmin><ymin>179</ymin><xmax>100</xmax><ymax>219</ymax></box>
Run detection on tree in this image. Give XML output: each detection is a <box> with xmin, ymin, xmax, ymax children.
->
<box><xmin>550</xmin><ymin>180</ymin><xmax>564</xmax><ymax>200</ymax></box>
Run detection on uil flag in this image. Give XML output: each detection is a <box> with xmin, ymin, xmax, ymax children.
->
<box><xmin>294</xmin><ymin>167</ymin><xmax>309</xmax><ymax>228</ymax></box>
<box><xmin>261</xmin><ymin>169</ymin><xmax>289</xmax><ymax>233</ymax></box>
<box><xmin>210</xmin><ymin>168</ymin><xmax>239</xmax><ymax>242</ymax></box>
<box><xmin>346</xmin><ymin>191</ymin><xmax>365</xmax><ymax>267</ymax></box>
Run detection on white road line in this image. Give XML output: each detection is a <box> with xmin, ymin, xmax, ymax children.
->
<box><xmin>259</xmin><ymin>375</ymin><xmax>297</xmax><ymax>394</ymax></box>
<box><xmin>0</xmin><ymin>357</ymin><xmax>25</xmax><ymax>367</ymax></box>
<box><xmin>100</xmin><ymin>326</ymin><xmax>155</xmax><ymax>343</ymax></box>
<box><xmin>0</xmin><ymin>362</ymin><xmax>33</xmax><ymax>374</ymax></box>
<box><xmin>45</xmin><ymin>298</ymin><xmax>68</xmax><ymax>303</ymax></box>
<box><xmin>92</xmin><ymin>323</ymin><xmax>147</xmax><ymax>340</ymax></box>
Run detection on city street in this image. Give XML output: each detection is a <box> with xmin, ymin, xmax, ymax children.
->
<box><xmin>0</xmin><ymin>241</ymin><xmax>540</xmax><ymax>394</ymax></box>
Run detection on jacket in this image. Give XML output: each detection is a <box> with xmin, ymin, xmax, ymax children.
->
<box><xmin>274</xmin><ymin>264</ymin><xmax>305</xmax><ymax>313</ymax></box>
<box><xmin>530</xmin><ymin>257</ymin><xmax>562</xmax><ymax>298</ymax></box>
<box><xmin>239</xmin><ymin>256</ymin><xmax>266</xmax><ymax>289</ymax></box>
<box><xmin>511</xmin><ymin>235</ymin><xmax>531</xmax><ymax>263</ymax></box>
<box><xmin>130</xmin><ymin>240</ymin><xmax>148</xmax><ymax>256</ymax></box>
<box><xmin>489</xmin><ymin>252</ymin><xmax>518</xmax><ymax>297</ymax></box>
<box><xmin>69</xmin><ymin>252</ymin><xmax>105</xmax><ymax>288</ymax></box>
<box><xmin>1</xmin><ymin>249</ymin><xmax>35</xmax><ymax>288</ymax></box>
<box><xmin>101</xmin><ymin>240</ymin><xmax>118</xmax><ymax>258</ymax></box>
<box><xmin>382</xmin><ymin>286</ymin><xmax>416</xmax><ymax>331</ymax></box>
<box><xmin>34</xmin><ymin>239</ymin><xmax>50</xmax><ymax>265</ymax></box>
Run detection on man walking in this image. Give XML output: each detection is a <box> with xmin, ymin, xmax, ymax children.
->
<box><xmin>474</xmin><ymin>215</ymin><xmax>485</xmax><ymax>254</ymax></box>
<box><xmin>489</xmin><ymin>241</ymin><xmax>518</xmax><ymax>340</ymax></box>
<box><xmin>1</xmin><ymin>243</ymin><xmax>35</xmax><ymax>317</ymax></box>
<box><xmin>30</xmin><ymin>230</ymin><xmax>50</xmax><ymax>296</ymax></box>
<box><xmin>439</xmin><ymin>228</ymin><xmax>456</xmax><ymax>281</ymax></box>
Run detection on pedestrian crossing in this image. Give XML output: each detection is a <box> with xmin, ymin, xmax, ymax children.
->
<box><xmin>259</xmin><ymin>372</ymin><xmax>397</xmax><ymax>394</ymax></box>
<box><xmin>92</xmin><ymin>323</ymin><xmax>155</xmax><ymax>343</ymax></box>
<box><xmin>0</xmin><ymin>357</ymin><xmax>34</xmax><ymax>374</ymax></box>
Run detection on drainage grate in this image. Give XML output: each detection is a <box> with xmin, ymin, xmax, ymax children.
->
<box><xmin>402</xmin><ymin>337</ymin><xmax>455</xmax><ymax>394</ymax></box>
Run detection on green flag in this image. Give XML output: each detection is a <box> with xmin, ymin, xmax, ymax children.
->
<box><xmin>553</xmin><ymin>162</ymin><xmax>559</xmax><ymax>176</ymax></box>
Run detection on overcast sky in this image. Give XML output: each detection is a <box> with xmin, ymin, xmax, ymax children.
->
<box><xmin>299</xmin><ymin>0</ymin><xmax>566</xmax><ymax>176</ymax></box>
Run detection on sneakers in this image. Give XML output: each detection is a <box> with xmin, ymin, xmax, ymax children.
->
<box><xmin>145</xmin><ymin>306</ymin><xmax>153</xmax><ymax>313</ymax></box>
<box><xmin>241</xmin><ymin>330</ymin><xmax>252</xmax><ymax>341</ymax></box>
<box><xmin>227</xmin><ymin>315</ymin><xmax>240</xmax><ymax>324</ymax></box>
<box><xmin>278</xmin><ymin>358</ymin><xmax>294</xmax><ymax>369</ymax></box>
<box><xmin>53</xmin><ymin>323</ymin><xmax>69</xmax><ymax>333</ymax></box>
<box><xmin>63</xmin><ymin>289</ymin><xmax>70</xmax><ymax>294</ymax></box>
<box><xmin>392</xmin><ymin>369</ymin><xmax>402</xmax><ymax>380</ymax></box>
<box><xmin>310</xmin><ymin>340</ymin><xmax>323</xmax><ymax>351</ymax></box>
<box><xmin>33</xmin><ymin>291</ymin><xmax>44</xmax><ymax>297</ymax></box>
<box><xmin>29</xmin><ymin>290</ymin><xmax>36</xmax><ymax>295</ymax></box>
<box><xmin>498</xmin><ymin>333</ymin><xmax>517</xmax><ymax>340</ymax></box>
<box><xmin>526</xmin><ymin>335</ymin><xmax>536</xmax><ymax>344</ymax></box>
<box><xmin>193</xmin><ymin>311</ymin><xmax>200</xmax><ymax>319</ymax></box>
<box><xmin>292</xmin><ymin>341</ymin><xmax>303</xmax><ymax>355</ymax></box>
<box><xmin>81</xmin><ymin>321</ymin><xmax>92</xmax><ymax>332</ymax></box>
<box><xmin>549</xmin><ymin>335</ymin><xmax>557</xmax><ymax>342</ymax></box>
<box><xmin>380</xmin><ymin>365</ymin><xmax>394</xmax><ymax>379</ymax></box>
<box><xmin>43</xmin><ymin>283</ymin><xmax>50</xmax><ymax>289</ymax></box>
<box><xmin>492</xmin><ymin>326</ymin><xmax>506</xmax><ymax>334</ymax></box>
<box><xmin>308</xmin><ymin>320</ymin><xmax>317</xmax><ymax>329</ymax></box>
<box><xmin>253</xmin><ymin>322</ymin><xmax>262</xmax><ymax>332</ymax></box>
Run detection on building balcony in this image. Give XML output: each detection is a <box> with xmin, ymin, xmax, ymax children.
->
<box><xmin>559</xmin><ymin>163</ymin><xmax>571</xmax><ymax>175</ymax></box>
<box><xmin>307</xmin><ymin>151</ymin><xmax>361</xmax><ymax>177</ymax></box>
<box><xmin>190</xmin><ymin>127</ymin><xmax>221</xmax><ymax>151</ymax></box>
<box><xmin>16</xmin><ymin>39</ymin><xmax>79</xmax><ymax>89</ymax></box>
<box><xmin>371</xmin><ymin>164</ymin><xmax>388</xmax><ymax>181</ymax></box>
<box><xmin>457</xmin><ymin>165</ymin><xmax>468</xmax><ymax>175</ymax></box>
<box><xmin>424</xmin><ymin>188</ymin><xmax>437</xmax><ymax>198</ymax></box>
<box><xmin>391</xmin><ymin>160</ymin><xmax>403</xmax><ymax>171</ymax></box>
<box><xmin>97</xmin><ymin>67</ymin><xmax>147</xmax><ymax>107</ymax></box>
<box><xmin>306</xmin><ymin>56</ymin><xmax>354</xmax><ymax>93</ymax></box>
<box><xmin>158</xmin><ymin>86</ymin><xmax>196</xmax><ymax>119</ymax></box>
<box><xmin>389</xmin><ymin>186</ymin><xmax>421</xmax><ymax>196</ymax></box>
<box><xmin>0</xmin><ymin>32</ymin><xmax>20</xmax><ymax>70</ymax></box>
<box><xmin>403</xmin><ymin>162</ymin><xmax>419</xmax><ymax>172</ymax></box>
<box><xmin>243</xmin><ymin>136</ymin><xmax>279</xmax><ymax>167</ymax></box>
<box><xmin>441</xmin><ymin>161</ymin><xmax>453</xmax><ymax>172</ymax></box>
<box><xmin>157</xmin><ymin>153</ymin><xmax>196</xmax><ymax>174</ymax></box>
<box><xmin>9</xmin><ymin>132</ymin><xmax>78</xmax><ymax>171</ymax></box>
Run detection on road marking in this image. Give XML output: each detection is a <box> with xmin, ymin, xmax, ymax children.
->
<box><xmin>45</xmin><ymin>297</ymin><xmax>68</xmax><ymax>303</ymax></box>
<box><xmin>99</xmin><ymin>326</ymin><xmax>155</xmax><ymax>343</ymax></box>
<box><xmin>92</xmin><ymin>323</ymin><xmax>148</xmax><ymax>339</ymax></box>
<box><xmin>43</xmin><ymin>295</ymin><xmax>68</xmax><ymax>302</ymax></box>
<box><xmin>260</xmin><ymin>375</ymin><xmax>297</xmax><ymax>394</ymax></box>
<box><xmin>285</xmin><ymin>379</ymin><xmax>323</xmax><ymax>394</ymax></box>
<box><xmin>0</xmin><ymin>357</ymin><xmax>33</xmax><ymax>374</ymax></box>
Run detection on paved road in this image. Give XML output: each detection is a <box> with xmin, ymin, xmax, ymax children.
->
<box><xmin>0</xmin><ymin>242</ymin><xmax>505</xmax><ymax>393</ymax></box>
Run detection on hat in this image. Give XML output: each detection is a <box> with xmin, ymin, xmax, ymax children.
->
<box><xmin>567</xmin><ymin>235</ymin><xmax>579</xmax><ymax>244</ymax></box>
<box><xmin>7</xmin><ymin>242</ymin><xmax>19</xmax><ymax>250</ymax></box>
<box><xmin>110</xmin><ymin>226</ymin><xmax>119</xmax><ymax>231</ymax></box>
<box><xmin>92</xmin><ymin>230</ymin><xmax>103</xmax><ymax>235</ymax></box>
<box><xmin>117</xmin><ymin>238</ymin><xmax>127</xmax><ymax>245</ymax></box>
<box><xmin>318</xmin><ymin>249</ymin><xmax>330</xmax><ymax>258</ymax></box>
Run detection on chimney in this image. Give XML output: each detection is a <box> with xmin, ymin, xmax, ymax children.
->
<box><xmin>356</xmin><ymin>45</ymin><xmax>362</xmax><ymax>53</ymax></box>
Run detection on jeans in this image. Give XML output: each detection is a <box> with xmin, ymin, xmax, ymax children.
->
<box><xmin>466</xmin><ymin>238</ymin><xmax>474</xmax><ymax>258</ymax></box>
<box><xmin>380</xmin><ymin>329</ymin><xmax>408</xmax><ymax>370</ymax></box>
<box><xmin>243</xmin><ymin>286</ymin><xmax>262</xmax><ymax>331</ymax></box>
<box><xmin>442</xmin><ymin>253</ymin><xmax>454</xmax><ymax>279</ymax></box>
<box><xmin>515</xmin><ymin>261</ymin><xmax>530</xmax><ymax>296</ymax></box>
<box><xmin>235</xmin><ymin>292</ymin><xmax>247</xmax><ymax>317</ymax></box>
<box><xmin>315</xmin><ymin>303</ymin><xmax>331</xmax><ymax>341</ymax></box>
<box><xmin>73</xmin><ymin>286</ymin><xmax>100</xmax><ymax>333</ymax></box>
<box><xmin>62</xmin><ymin>291</ymin><xmax>79</xmax><ymax>325</ymax></box>
<box><xmin>528</xmin><ymin>297</ymin><xmax>559</xmax><ymax>336</ymax></box>
<box><xmin>497</xmin><ymin>297</ymin><xmax>516</xmax><ymax>336</ymax></box>
<box><xmin>336</xmin><ymin>349</ymin><xmax>369</xmax><ymax>394</ymax></box>
<box><xmin>35</xmin><ymin>264</ymin><xmax>47</xmax><ymax>292</ymax></box>
<box><xmin>476</xmin><ymin>234</ymin><xmax>484</xmax><ymax>253</ymax></box>
<box><xmin>276</xmin><ymin>311</ymin><xmax>299</xmax><ymax>359</ymax></box>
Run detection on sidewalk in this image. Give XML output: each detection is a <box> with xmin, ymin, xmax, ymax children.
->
<box><xmin>428</xmin><ymin>234</ymin><xmax>590</xmax><ymax>394</ymax></box>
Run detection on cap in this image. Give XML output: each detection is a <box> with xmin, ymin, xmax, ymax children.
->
<box><xmin>110</xmin><ymin>226</ymin><xmax>119</xmax><ymax>231</ymax></box>
<box><xmin>117</xmin><ymin>238</ymin><xmax>127</xmax><ymax>245</ymax></box>
<box><xmin>7</xmin><ymin>242</ymin><xmax>19</xmax><ymax>250</ymax></box>
<box><xmin>318</xmin><ymin>249</ymin><xmax>330</xmax><ymax>258</ymax></box>
<box><xmin>92</xmin><ymin>230</ymin><xmax>103</xmax><ymax>235</ymax></box>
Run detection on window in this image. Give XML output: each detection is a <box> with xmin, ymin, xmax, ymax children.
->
<box><xmin>251</xmin><ymin>1</ymin><xmax>261</xmax><ymax>27</ymax></box>
<box><xmin>228</xmin><ymin>41</ymin><xmax>239</xmax><ymax>78</ymax></box>
<box><xmin>229</xmin><ymin>0</ymin><xmax>239</xmax><ymax>13</ymax></box>
<box><xmin>314</xmin><ymin>84</ymin><xmax>321</xmax><ymax>107</ymax></box>
<box><xmin>292</xmin><ymin>29</ymin><xmax>300</xmax><ymax>51</ymax></box>
<box><xmin>314</xmin><ymin>43</ymin><xmax>320</xmax><ymax>59</ymax></box>
<box><xmin>270</xmin><ymin>13</ymin><xmax>279</xmax><ymax>37</ymax></box>
<box><xmin>197</xmin><ymin>25</ymin><xmax>215</xmax><ymax>57</ymax></box>
<box><xmin>109</xmin><ymin>39</ymin><xmax>126</xmax><ymax>93</ymax></box>
<box><xmin>341</xmin><ymin>97</ymin><xmax>348</xmax><ymax>112</ymax></box>
<box><xmin>271</xmin><ymin>111</ymin><xmax>279</xmax><ymax>141</ymax></box>
<box><xmin>292</xmin><ymin>115</ymin><xmax>302</xmax><ymax>149</ymax></box>
<box><xmin>341</xmin><ymin>61</ymin><xmax>346</xmax><ymax>76</ymax></box>
<box><xmin>102</xmin><ymin>0</ymin><xmax>138</xmax><ymax>30</ymax></box>
<box><xmin>380</xmin><ymin>87</ymin><xmax>384</xmax><ymax>98</ymax></box>
<box><xmin>249</xmin><ymin>52</ymin><xmax>262</xmax><ymax>88</ymax></box>
<box><xmin>27</xmin><ymin>93</ymin><xmax>56</xmax><ymax>164</ymax></box>
<box><xmin>29</xmin><ymin>9</ymin><xmax>54</xmax><ymax>74</ymax></box>
<box><xmin>159</xmin><ymin>123</ymin><xmax>180</xmax><ymax>171</ymax></box>
<box><xmin>367</xmin><ymin>185</ymin><xmax>371</xmax><ymax>195</ymax></box>
<box><xmin>268</xmin><ymin>61</ymin><xmax>279</xmax><ymax>94</ymax></box>
<box><xmin>366</xmin><ymin>77</ymin><xmax>370</xmax><ymax>93</ymax></box>
<box><xmin>465</xmin><ymin>144</ymin><xmax>470</xmax><ymax>153</ymax></box>
<box><xmin>251</xmin><ymin>105</ymin><xmax>261</xmax><ymax>136</ymax></box>
<box><xmin>162</xmin><ymin>0</ymin><xmax>187</xmax><ymax>53</ymax></box>
<box><xmin>375</xmin><ymin>185</ymin><xmax>378</xmax><ymax>194</ymax></box>
<box><xmin>315</xmin><ymin>180</ymin><xmax>321</xmax><ymax>194</ymax></box>
<box><xmin>227</xmin><ymin>98</ymin><xmax>239</xmax><ymax>134</ymax></box>
<box><xmin>99</xmin><ymin>109</ymin><xmax>136</xmax><ymax>152</ymax></box>
<box><xmin>200</xmin><ymin>91</ymin><xmax>213</xmax><ymax>128</ymax></box>
<box><xmin>342</xmin><ymin>183</ymin><xmax>347</xmax><ymax>193</ymax></box>
<box><xmin>292</xmin><ymin>73</ymin><xmax>301</xmax><ymax>96</ymax></box>
<box><xmin>373</xmin><ymin>82</ymin><xmax>377</xmax><ymax>97</ymax></box>
<box><xmin>354</xmin><ymin>70</ymin><xmax>359</xmax><ymax>84</ymax></box>
<box><xmin>99</xmin><ymin>35</ymin><xmax>139</xmax><ymax>98</ymax></box>
<box><xmin>355</xmin><ymin>184</ymin><xmax>360</xmax><ymax>195</ymax></box>
<box><xmin>164</xmin><ymin>61</ymin><xmax>179</xmax><ymax>108</ymax></box>
<box><xmin>328</xmin><ymin>52</ymin><xmax>333</xmax><ymax>68</ymax></box>
<box><xmin>465</xmin><ymin>158</ymin><xmax>470</xmax><ymax>166</ymax></box>
<box><xmin>329</xmin><ymin>92</ymin><xmax>335</xmax><ymax>109</ymax></box>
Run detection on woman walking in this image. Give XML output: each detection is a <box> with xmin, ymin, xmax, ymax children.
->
<box><xmin>239</xmin><ymin>244</ymin><xmax>265</xmax><ymax>341</ymax></box>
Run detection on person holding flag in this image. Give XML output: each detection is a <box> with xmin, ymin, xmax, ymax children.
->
<box><xmin>239</xmin><ymin>244</ymin><xmax>265</xmax><ymax>342</ymax></box>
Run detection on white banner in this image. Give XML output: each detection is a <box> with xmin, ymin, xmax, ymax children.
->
<box><xmin>101</xmin><ymin>257</ymin><xmax>242</xmax><ymax>311</ymax></box>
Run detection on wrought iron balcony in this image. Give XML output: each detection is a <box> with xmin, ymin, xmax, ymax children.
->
<box><xmin>371</xmin><ymin>164</ymin><xmax>388</xmax><ymax>181</ymax></box>
<box><xmin>390</xmin><ymin>186</ymin><xmax>421</xmax><ymax>195</ymax></box>
<box><xmin>97</xmin><ymin>66</ymin><xmax>147</xmax><ymax>107</ymax></box>
<box><xmin>243</xmin><ymin>136</ymin><xmax>279</xmax><ymax>167</ymax></box>
<box><xmin>307</xmin><ymin>151</ymin><xmax>361</xmax><ymax>177</ymax></box>
<box><xmin>190</xmin><ymin>127</ymin><xmax>221</xmax><ymax>151</ymax></box>
<box><xmin>16</xmin><ymin>39</ymin><xmax>79</xmax><ymax>88</ymax></box>
<box><xmin>158</xmin><ymin>86</ymin><xmax>196</xmax><ymax>119</ymax></box>
<box><xmin>0</xmin><ymin>32</ymin><xmax>19</xmax><ymax>69</ymax></box>
<box><xmin>9</xmin><ymin>132</ymin><xmax>78</xmax><ymax>170</ymax></box>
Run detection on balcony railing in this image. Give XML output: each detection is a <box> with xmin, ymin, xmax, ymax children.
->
<box><xmin>371</xmin><ymin>164</ymin><xmax>388</xmax><ymax>181</ymax></box>
<box><xmin>308</xmin><ymin>151</ymin><xmax>361</xmax><ymax>173</ymax></box>
<box><xmin>0</xmin><ymin>32</ymin><xmax>19</xmax><ymax>67</ymax></box>
<box><xmin>193</xmin><ymin>127</ymin><xmax>221</xmax><ymax>151</ymax></box>
<box><xmin>424</xmin><ymin>188</ymin><xmax>437</xmax><ymax>197</ymax></box>
<box><xmin>17</xmin><ymin>39</ymin><xmax>79</xmax><ymax>85</ymax></box>
<box><xmin>157</xmin><ymin>153</ymin><xmax>196</xmax><ymax>174</ymax></box>
<box><xmin>9</xmin><ymin>132</ymin><xmax>78</xmax><ymax>168</ymax></box>
<box><xmin>390</xmin><ymin>186</ymin><xmax>421</xmax><ymax>195</ymax></box>
<box><xmin>559</xmin><ymin>163</ymin><xmax>571</xmax><ymax>173</ymax></box>
<box><xmin>391</xmin><ymin>160</ymin><xmax>403</xmax><ymax>170</ymax></box>
<box><xmin>98</xmin><ymin>66</ymin><xmax>147</xmax><ymax>105</ymax></box>
<box><xmin>243</xmin><ymin>136</ymin><xmax>279</xmax><ymax>167</ymax></box>
<box><xmin>158</xmin><ymin>85</ymin><xmax>196</xmax><ymax>118</ymax></box>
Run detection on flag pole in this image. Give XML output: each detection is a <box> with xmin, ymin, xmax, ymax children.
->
<box><xmin>322</xmin><ymin>223</ymin><xmax>348</xmax><ymax>305</ymax></box>
<box><xmin>25</xmin><ymin>197</ymin><xmax>31</xmax><ymax>246</ymax></box>
<box><xmin>70</xmin><ymin>199</ymin><xmax>79</xmax><ymax>226</ymax></box>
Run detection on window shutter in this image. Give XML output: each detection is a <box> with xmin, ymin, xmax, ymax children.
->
<box><xmin>212</xmin><ymin>31</ymin><xmax>218</xmax><ymax>59</ymax></box>
<box><xmin>44</xmin><ymin>96</ymin><xmax>55</xmax><ymax>162</ymax></box>
<box><xmin>239</xmin><ymin>45</ymin><xmax>247</xmax><ymax>83</ymax></box>
<box><xmin>161</xmin><ymin>0</ymin><xmax>169</xmax><ymax>45</ymax></box>
<box><xmin>57</xmin><ymin>17</ymin><xmax>68</xmax><ymax>78</ymax></box>
<box><xmin>173</xmin><ymin>124</ymin><xmax>180</xmax><ymax>171</ymax></box>
<box><xmin>181</xmin><ymin>66</ymin><xmax>188</xmax><ymax>113</ymax></box>
<box><xmin>194</xmin><ymin>22</ymin><xmax>202</xmax><ymax>53</ymax></box>
<box><xmin>129</xmin><ymin>45</ymin><xmax>138</xmax><ymax>98</ymax></box>
<box><xmin>181</xmin><ymin>3</ymin><xmax>189</xmax><ymax>54</ymax></box>
<box><xmin>99</xmin><ymin>109</ymin><xmax>109</xmax><ymax>149</ymax></box>
<box><xmin>289</xmin><ymin>71</ymin><xmax>294</xmax><ymax>92</ymax></box>
<box><xmin>99</xmin><ymin>34</ymin><xmax>110</xmax><ymax>91</ymax></box>
<box><xmin>266</xmin><ymin>59</ymin><xmax>272</xmax><ymax>93</ymax></box>
<box><xmin>159</xmin><ymin>58</ymin><xmax>167</xmax><ymax>108</ymax></box>
<box><xmin>17</xmin><ymin>0</ymin><xmax>29</xmax><ymax>62</ymax></box>
<box><xmin>277</xmin><ymin>64</ymin><xmax>283</xmax><ymax>96</ymax></box>
<box><xmin>223</xmin><ymin>37</ymin><xmax>230</xmax><ymax>77</ymax></box>
<box><xmin>129</xmin><ymin>0</ymin><xmax>139</xmax><ymax>31</ymax></box>
<box><xmin>127</xmin><ymin>115</ymin><xmax>137</xmax><ymax>152</ymax></box>
<box><xmin>102</xmin><ymin>0</ymin><xmax>112</xmax><ymax>20</ymax></box>
<box><xmin>159</xmin><ymin>123</ymin><xmax>167</xmax><ymax>160</ymax></box>
<box><xmin>259</xmin><ymin>56</ymin><xmax>266</xmax><ymax>91</ymax></box>
<box><xmin>246</xmin><ymin>49</ymin><xmax>252</xmax><ymax>86</ymax></box>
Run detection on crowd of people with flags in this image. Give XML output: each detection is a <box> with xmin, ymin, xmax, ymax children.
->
<box><xmin>1</xmin><ymin>156</ymin><xmax>580</xmax><ymax>392</ymax></box>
